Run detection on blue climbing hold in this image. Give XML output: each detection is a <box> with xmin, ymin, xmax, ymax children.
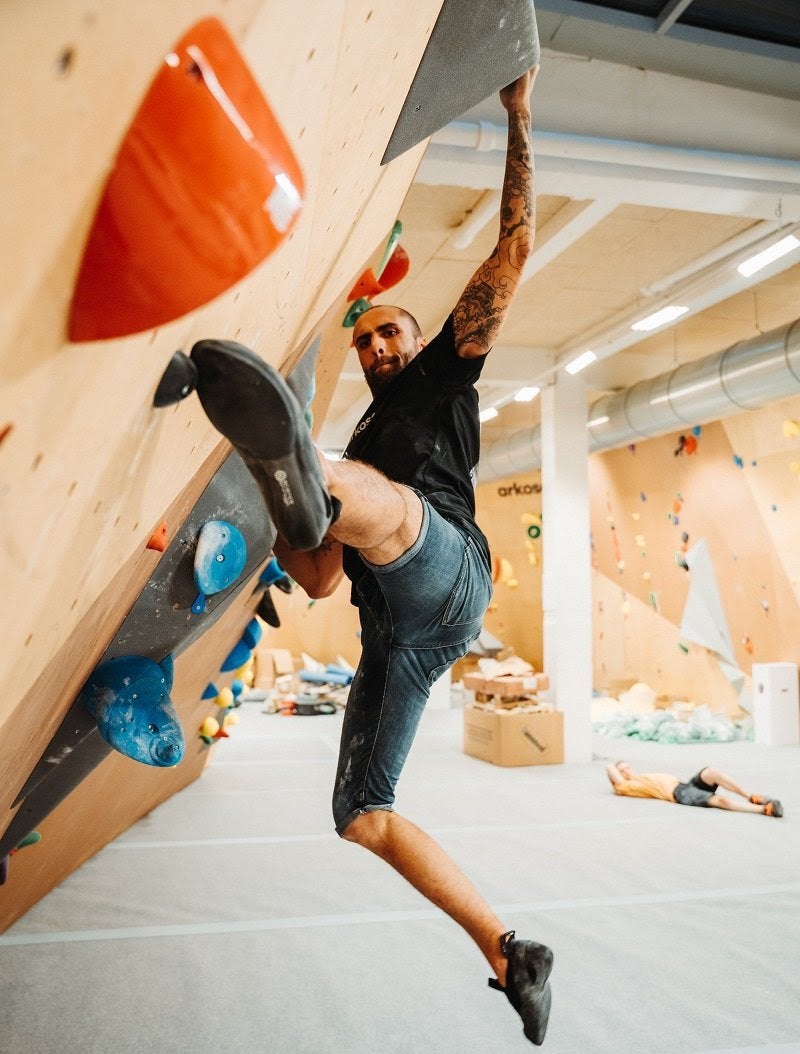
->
<box><xmin>201</xmin><ymin>682</ymin><xmax>219</xmax><ymax>700</ymax></box>
<box><xmin>259</xmin><ymin>556</ymin><xmax>287</xmax><ymax>588</ymax></box>
<box><xmin>80</xmin><ymin>654</ymin><xmax>184</xmax><ymax>767</ymax></box>
<box><xmin>192</xmin><ymin>520</ymin><xmax>247</xmax><ymax>614</ymax></box>
<box><xmin>221</xmin><ymin>640</ymin><xmax>252</xmax><ymax>672</ymax></box>
<box><xmin>241</xmin><ymin>616</ymin><xmax>263</xmax><ymax>649</ymax></box>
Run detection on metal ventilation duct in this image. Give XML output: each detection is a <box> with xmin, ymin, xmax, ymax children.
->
<box><xmin>479</xmin><ymin>318</ymin><xmax>800</xmax><ymax>482</ymax></box>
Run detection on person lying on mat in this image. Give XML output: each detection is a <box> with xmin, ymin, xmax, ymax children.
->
<box><xmin>606</xmin><ymin>761</ymin><xmax>783</xmax><ymax>817</ymax></box>
<box><xmin>192</xmin><ymin>67</ymin><xmax>552</xmax><ymax>1047</ymax></box>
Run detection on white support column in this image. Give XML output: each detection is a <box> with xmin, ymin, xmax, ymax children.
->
<box><xmin>540</xmin><ymin>372</ymin><xmax>593</xmax><ymax>763</ymax></box>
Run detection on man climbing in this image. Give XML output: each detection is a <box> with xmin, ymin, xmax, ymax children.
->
<box><xmin>192</xmin><ymin>66</ymin><xmax>552</xmax><ymax>1045</ymax></box>
<box><xmin>606</xmin><ymin>760</ymin><xmax>784</xmax><ymax>817</ymax></box>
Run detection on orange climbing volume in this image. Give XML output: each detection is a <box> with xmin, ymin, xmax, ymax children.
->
<box><xmin>69</xmin><ymin>17</ymin><xmax>304</xmax><ymax>342</ymax></box>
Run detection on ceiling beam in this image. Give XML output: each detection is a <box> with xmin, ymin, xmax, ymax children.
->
<box><xmin>655</xmin><ymin>0</ymin><xmax>697</xmax><ymax>36</ymax></box>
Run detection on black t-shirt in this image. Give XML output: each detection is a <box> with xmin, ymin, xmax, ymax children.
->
<box><xmin>342</xmin><ymin>314</ymin><xmax>491</xmax><ymax>592</ymax></box>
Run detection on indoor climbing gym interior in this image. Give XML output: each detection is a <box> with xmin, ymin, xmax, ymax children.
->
<box><xmin>2</xmin><ymin>2</ymin><xmax>800</xmax><ymax>1053</ymax></box>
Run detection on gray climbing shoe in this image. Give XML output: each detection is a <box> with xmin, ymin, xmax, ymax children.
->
<box><xmin>488</xmin><ymin>930</ymin><xmax>553</xmax><ymax>1045</ymax></box>
<box><xmin>191</xmin><ymin>339</ymin><xmax>333</xmax><ymax>551</ymax></box>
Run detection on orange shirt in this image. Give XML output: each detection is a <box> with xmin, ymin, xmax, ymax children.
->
<box><xmin>613</xmin><ymin>773</ymin><xmax>679</xmax><ymax>802</ymax></box>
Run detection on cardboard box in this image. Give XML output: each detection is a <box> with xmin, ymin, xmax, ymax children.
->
<box><xmin>489</xmin><ymin>674</ymin><xmax>549</xmax><ymax>697</ymax></box>
<box><xmin>463</xmin><ymin>672</ymin><xmax>549</xmax><ymax>697</ymax></box>
<box><xmin>463</xmin><ymin>672</ymin><xmax>489</xmax><ymax>692</ymax></box>
<box><xmin>463</xmin><ymin>705</ymin><xmax>564</xmax><ymax>767</ymax></box>
<box><xmin>253</xmin><ymin>647</ymin><xmax>295</xmax><ymax>689</ymax></box>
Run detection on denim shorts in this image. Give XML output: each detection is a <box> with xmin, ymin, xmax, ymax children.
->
<box><xmin>332</xmin><ymin>496</ymin><xmax>492</xmax><ymax>834</ymax></box>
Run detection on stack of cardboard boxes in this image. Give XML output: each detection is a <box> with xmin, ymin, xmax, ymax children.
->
<box><xmin>462</xmin><ymin>667</ymin><xmax>563</xmax><ymax>767</ymax></box>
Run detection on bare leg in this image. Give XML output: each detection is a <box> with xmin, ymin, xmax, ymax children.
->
<box><xmin>707</xmin><ymin>793</ymin><xmax>769</xmax><ymax>815</ymax></box>
<box><xmin>343</xmin><ymin>809</ymin><xmax>510</xmax><ymax>984</ymax></box>
<box><xmin>320</xmin><ymin>453</ymin><xmax>423</xmax><ymax>565</ymax></box>
<box><xmin>699</xmin><ymin>767</ymin><xmax>752</xmax><ymax>800</ymax></box>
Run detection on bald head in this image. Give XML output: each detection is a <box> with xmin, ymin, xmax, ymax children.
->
<box><xmin>352</xmin><ymin>305</ymin><xmax>426</xmax><ymax>396</ymax></box>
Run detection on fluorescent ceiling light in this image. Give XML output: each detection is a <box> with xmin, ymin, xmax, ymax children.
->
<box><xmin>514</xmin><ymin>386</ymin><xmax>540</xmax><ymax>402</ymax></box>
<box><xmin>587</xmin><ymin>415</ymin><xmax>610</xmax><ymax>427</ymax></box>
<box><xmin>631</xmin><ymin>305</ymin><xmax>689</xmax><ymax>332</ymax></box>
<box><xmin>737</xmin><ymin>234</ymin><xmax>800</xmax><ymax>277</ymax></box>
<box><xmin>479</xmin><ymin>406</ymin><xmax>499</xmax><ymax>423</ymax></box>
<box><xmin>565</xmin><ymin>351</ymin><xmax>596</xmax><ymax>375</ymax></box>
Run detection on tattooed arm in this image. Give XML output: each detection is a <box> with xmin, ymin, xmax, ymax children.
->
<box><xmin>453</xmin><ymin>66</ymin><xmax>537</xmax><ymax>360</ymax></box>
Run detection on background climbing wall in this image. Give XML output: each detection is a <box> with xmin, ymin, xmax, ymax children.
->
<box><xmin>0</xmin><ymin>0</ymin><xmax>444</xmax><ymax>928</ymax></box>
<box><xmin>589</xmin><ymin>403</ymin><xmax>800</xmax><ymax>709</ymax></box>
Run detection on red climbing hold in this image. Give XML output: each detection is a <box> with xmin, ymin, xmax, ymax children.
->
<box><xmin>147</xmin><ymin>521</ymin><xmax>168</xmax><ymax>552</ymax></box>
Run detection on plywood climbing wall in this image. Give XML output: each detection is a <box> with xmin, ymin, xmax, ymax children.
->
<box><xmin>0</xmin><ymin>0</ymin><xmax>444</xmax><ymax>927</ymax></box>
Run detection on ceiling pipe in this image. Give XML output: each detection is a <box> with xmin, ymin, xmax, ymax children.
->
<box><xmin>450</xmin><ymin>190</ymin><xmax>502</xmax><ymax>250</ymax></box>
<box><xmin>479</xmin><ymin>317</ymin><xmax>800</xmax><ymax>481</ymax></box>
<box><xmin>431</xmin><ymin>123</ymin><xmax>800</xmax><ymax>186</ymax></box>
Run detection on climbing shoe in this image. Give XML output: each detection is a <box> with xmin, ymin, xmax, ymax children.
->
<box><xmin>488</xmin><ymin>930</ymin><xmax>553</xmax><ymax>1046</ymax></box>
<box><xmin>191</xmin><ymin>339</ymin><xmax>334</xmax><ymax>551</ymax></box>
<box><xmin>764</xmin><ymin>799</ymin><xmax>784</xmax><ymax>817</ymax></box>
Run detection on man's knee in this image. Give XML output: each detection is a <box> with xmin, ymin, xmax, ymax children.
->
<box><xmin>700</xmin><ymin>766</ymin><xmax>720</xmax><ymax>786</ymax></box>
<box><xmin>338</xmin><ymin>808</ymin><xmax>392</xmax><ymax>848</ymax></box>
<box><xmin>708</xmin><ymin>794</ymin><xmax>730</xmax><ymax>810</ymax></box>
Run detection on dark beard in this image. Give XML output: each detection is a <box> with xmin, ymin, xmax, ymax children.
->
<box><xmin>365</xmin><ymin>360</ymin><xmax>403</xmax><ymax>397</ymax></box>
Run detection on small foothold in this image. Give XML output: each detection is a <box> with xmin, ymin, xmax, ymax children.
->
<box><xmin>678</xmin><ymin>642</ymin><xmax>689</xmax><ymax>653</ymax></box>
<box><xmin>343</xmin><ymin>297</ymin><xmax>372</xmax><ymax>328</ymax></box>
<box><xmin>201</xmin><ymin>683</ymin><xmax>218</xmax><ymax>700</ymax></box>
<box><xmin>14</xmin><ymin>831</ymin><xmax>41</xmax><ymax>851</ymax></box>
<box><xmin>0</xmin><ymin>422</ymin><xmax>12</xmax><ymax>447</ymax></box>
<box><xmin>199</xmin><ymin>716</ymin><xmax>219</xmax><ymax>738</ymax></box>
<box><xmin>147</xmin><ymin>521</ymin><xmax>168</xmax><ymax>552</ymax></box>
<box><xmin>215</xmin><ymin>687</ymin><xmax>234</xmax><ymax>709</ymax></box>
<box><xmin>153</xmin><ymin>351</ymin><xmax>199</xmax><ymax>407</ymax></box>
<box><xmin>192</xmin><ymin>593</ymin><xmax>207</xmax><ymax>614</ymax></box>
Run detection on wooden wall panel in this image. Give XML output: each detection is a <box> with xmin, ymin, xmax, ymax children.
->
<box><xmin>0</xmin><ymin>0</ymin><xmax>443</xmax><ymax>924</ymax></box>
<box><xmin>475</xmin><ymin>474</ymin><xmax>544</xmax><ymax>668</ymax></box>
